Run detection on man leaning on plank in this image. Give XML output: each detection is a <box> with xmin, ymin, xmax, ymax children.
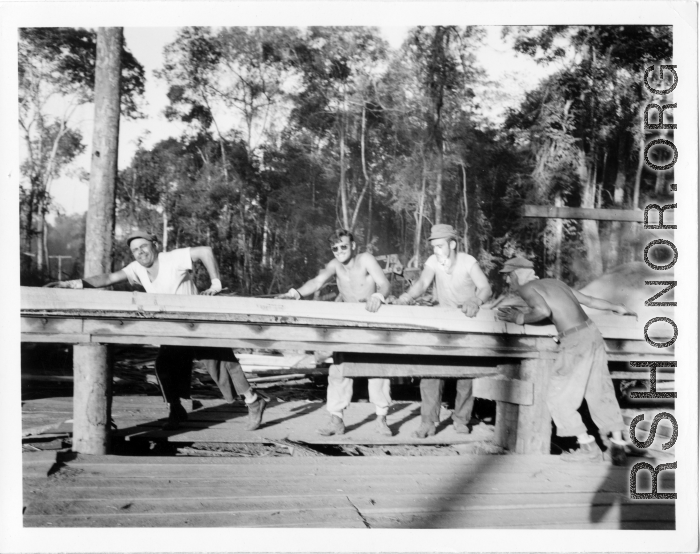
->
<box><xmin>394</xmin><ymin>224</ymin><xmax>492</xmax><ymax>438</ymax></box>
<box><xmin>496</xmin><ymin>256</ymin><xmax>635</xmax><ymax>464</ymax></box>
<box><xmin>45</xmin><ymin>230</ymin><xmax>267</xmax><ymax>431</ymax></box>
<box><xmin>277</xmin><ymin>229</ymin><xmax>394</xmax><ymax>437</ymax></box>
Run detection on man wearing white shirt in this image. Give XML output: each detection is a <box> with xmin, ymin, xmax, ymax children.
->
<box><xmin>395</xmin><ymin>224</ymin><xmax>492</xmax><ymax>438</ymax></box>
<box><xmin>46</xmin><ymin>230</ymin><xmax>266</xmax><ymax>431</ymax></box>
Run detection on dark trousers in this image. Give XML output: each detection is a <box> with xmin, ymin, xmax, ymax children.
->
<box><xmin>420</xmin><ymin>378</ymin><xmax>474</xmax><ymax>424</ymax></box>
<box><xmin>155</xmin><ymin>345</ymin><xmax>251</xmax><ymax>404</ymax></box>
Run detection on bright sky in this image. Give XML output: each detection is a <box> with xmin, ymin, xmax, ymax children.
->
<box><xmin>46</xmin><ymin>26</ymin><xmax>559</xmax><ymax>217</ymax></box>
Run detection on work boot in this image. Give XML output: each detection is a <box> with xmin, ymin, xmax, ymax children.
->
<box><xmin>453</xmin><ymin>419</ymin><xmax>471</xmax><ymax>435</ymax></box>
<box><xmin>317</xmin><ymin>415</ymin><xmax>346</xmax><ymax>436</ymax></box>
<box><xmin>245</xmin><ymin>396</ymin><xmax>267</xmax><ymax>431</ymax></box>
<box><xmin>375</xmin><ymin>415</ymin><xmax>393</xmax><ymax>437</ymax></box>
<box><xmin>162</xmin><ymin>401</ymin><xmax>188</xmax><ymax>430</ymax></box>
<box><xmin>604</xmin><ymin>442</ymin><xmax>628</xmax><ymax>466</ymax></box>
<box><xmin>411</xmin><ymin>419</ymin><xmax>436</xmax><ymax>439</ymax></box>
<box><xmin>560</xmin><ymin>441</ymin><xmax>603</xmax><ymax>463</ymax></box>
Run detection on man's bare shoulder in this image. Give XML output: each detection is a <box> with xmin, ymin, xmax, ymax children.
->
<box><xmin>356</xmin><ymin>251</ymin><xmax>379</xmax><ymax>265</ymax></box>
<box><xmin>527</xmin><ymin>278</ymin><xmax>570</xmax><ymax>293</ymax></box>
<box><xmin>325</xmin><ymin>258</ymin><xmax>341</xmax><ymax>273</ymax></box>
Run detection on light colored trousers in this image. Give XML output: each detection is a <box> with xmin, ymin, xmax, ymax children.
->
<box><xmin>326</xmin><ymin>364</ymin><xmax>392</xmax><ymax>417</ymax></box>
<box><xmin>546</xmin><ymin>324</ymin><xmax>624</xmax><ymax>438</ymax></box>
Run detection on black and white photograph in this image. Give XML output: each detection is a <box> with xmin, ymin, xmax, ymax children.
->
<box><xmin>1</xmin><ymin>1</ymin><xmax>697</xmax><ymax>552</ymax></box>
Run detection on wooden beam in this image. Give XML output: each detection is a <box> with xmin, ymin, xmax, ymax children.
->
<box><xmin>21</xmin><ymin>315</ymin><xmax>668</xmax><ymax>360</ymax></box>
<box><xmin>473</xmin><ymin>377</ymin><xmax>533</xmax><ymax>405</ymax></box>
<box><xmin>522</xmin><ymin>205</ymin><xmax>644</xmax><ymax>222</ymax></box>
<box><xmin>338</xmin><ymin>362</ymin><xmax>500</xmax><ymax>378</ymax></box>
<box><xmin>21</xmin><ymin>287</ymin><xmax>659</xmax><ymax>342</ymax></box>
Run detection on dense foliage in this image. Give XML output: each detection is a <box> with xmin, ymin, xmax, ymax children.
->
<box><xmin>21</xmin><ymin>26</ymin><xmax>673</xmax><ymax>295</ymax></box>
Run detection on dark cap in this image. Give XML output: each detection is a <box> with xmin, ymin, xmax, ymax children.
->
<box><xmin>125</xmin><ymin>230</ymin><xmax>158</xmax><ymax>246</ymax></box>
<box><xmin>500</xmin><ymin>257</ymin><xmax>534</xmax><ymax>273</ymax></box>
<box><xmin>428</xmin><ymin>224</ymin><xmax>458</xmax><ymax>241</ymax></box>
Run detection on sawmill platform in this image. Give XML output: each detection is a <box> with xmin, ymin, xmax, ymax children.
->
<box><xmin>22</xmin><ymin>448</ymin><xmax>675</xmax><ymax>529</ymax></box>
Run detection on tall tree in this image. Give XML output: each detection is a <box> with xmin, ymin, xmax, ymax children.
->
<box><xmin>84</xmin><ymin>28</ymin><xmax>123</xmax><ymax>276</ymax></box>
<box><xmin>18</xmin><ymin>27</ymin><xmax>144</xmax><ymax>278</ymax></box>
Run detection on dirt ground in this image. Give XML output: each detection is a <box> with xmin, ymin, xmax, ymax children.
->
<box><xmin>21</xmin><ymin>343</ymin><xmax>674</xmax><ymax>458</ymax></box>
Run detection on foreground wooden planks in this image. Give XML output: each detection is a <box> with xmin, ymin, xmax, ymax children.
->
<box><xmin>23</xmin><ymin>452</ymin><xmax>675</xmax><ymax>529</ymax></box>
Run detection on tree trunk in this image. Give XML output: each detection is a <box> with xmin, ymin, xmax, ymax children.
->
<box><xmin>551</xmin><ymin>193</ymin><xmax>564</xmax><ymax>279</ymax></box>
<box><xmin>84</xmin><ymin>27</ymin><xmax>122</xmax><ymax>277</ymax></box>
<box><xmin>361</xmin><ymin>104</ymin><xmax>372</xmax><ymax>248</ymax></box>
<box><xmin>434</xmin><ymin>146</ymin><xmax>443</xmax><ymax>224</ymax></box>
<box><xmin>338</xmin><ymin>109</ymin><xmax>349</xmax><ymax>229</ymax></box>
<box><xmin>162</xmin><ymin>209</ymin><xmax>169</xmax><ymax>251</ymax></box>
<box><xmin>609</xmin><ymin>137</ymin><xmax>627</xmax><ymax>267</ymax></box>
<box><xmin>79</xmin><ymin>27</ymin><xmax>122</xmax><ymax>456</ymax></box>
<box><xmin>412</xmin><ymin>153</ymin><xmax>427</xmax><ymax>267</ymax></box>
<box><xmin>262</xmin><ymin>206</ymin><xmax>270</xmax><ymax>268</ymax></box>
<box><xmin>624</xmin><ymin>135</ymin><xmax>646</xmax><ymax>263</ymax></box>
<box><xmin>577</xmin><ymin>148</ymin><xmax>603</xmax><ymax>278</ymax></box>
<box><xmin>460</xmin><ymin>162</ymin><xmax>469</xmax><ymax>251</ymax></box>
<box><xmin>36</xmin><ymin>214</ymin><xmax>46</xmax><ymax>274</ymax></box>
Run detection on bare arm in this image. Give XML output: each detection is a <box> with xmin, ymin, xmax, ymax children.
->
<box><xmin>362</xmin><ymin>254</ymin><xmax>391</xmax><ymax>312</ymax></box>
<box><xmin>279</xmin><ymin>262</ymin><xmax>336</xmax><ymax>299</ymax></box>
<box><xmin>362</xmin><ymin>254</ymin><xmax>391</xmax><ymax>298</ymax></box>
<box><xmin>396</xmin><ymin>264</ymin><xmax>435</xmax><ymax>305</ymax></box>
<box><xmin>190</xmin><ymin>246</ymin><xmax>222</xmax><ymax>295</ymax></box>
<box><xmin>470</xmin><ymin>263</ymin><xmax>492</xmax><ymax>305</ymax></box>
<box><xmin>498</xmin><ymin>285</ymin><xmax>551</xmax><ymax>324</ymax></box>
<box><xmin>45</xmin><ymin>270</ymin><xmax>128</xmax><ymax>289</ymax></box>
<box><xmin>572</xmin><ymin>289</ymin><xmax>637</xmax><ymax>316</ymax></box>
<box><xmin>461</xmin><ymin>262</ymin><xmax>492</xmax><ymax>317</ymax></box>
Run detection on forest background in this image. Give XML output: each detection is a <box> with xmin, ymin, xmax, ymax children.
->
<box><xmin>18</xmin><ymin>25</ymin><xmax>674</xmax><ymax>298</ymax></box>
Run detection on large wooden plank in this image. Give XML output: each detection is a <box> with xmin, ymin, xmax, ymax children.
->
<box><xmin>364</xmin><ymin>504</ymin><xmax>674</xmax><ymax>529</ymax></box>
<box><xmin>522</xmin><ymin>205</ymin><xmax>645</xmax><ymax>222</ymax></box>
<box><xmin>24</xmin><ymin>508</ymin><xmax>367</xmax><ymax>528</ymax></box>
<box><xmin>339</xmin><ymin>362</ymin><xmax>499</xmax><ymax>378</ymax></box>
<box><xmin>30</xmin><ymin>451</ymin><xmax>640</xmax><ymax>473</ymax></box>
<box><xmin>23</xmin><ymin>472</ymin><xmax>639</xmax><ymax>498</ymax></box>
<box><xmin>473</xmin><ymin>377</ymin><xmax>533</xmax><ymax>405</ymax></box>
<box><xmin>21</xmin><ymin>287</ymin><xmax>660</xmax><ymax>341</ymax></box>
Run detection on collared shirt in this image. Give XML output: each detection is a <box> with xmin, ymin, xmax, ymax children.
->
<box><xmin>122</xmin><ymin>247</ymin><xmax>198</xmax><ymax>295</ymax></box>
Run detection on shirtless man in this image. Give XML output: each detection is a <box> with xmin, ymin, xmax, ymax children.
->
<box><xmin>278</xmin><ymin>229</ymin><xmax>393</xmax><ymax>436</ymax></box>
<box><xmin>496</xmin><ymin>257</ymin><xmax>636</xmax><ymax>464</ymax></box>
<box><xmin>395</xmin><ymin>224</ymin><xmax>492</xmax><ymax>438</ymax></box>
<box><xmin>46</xmin><ymin>230</ymin><xmax>267</xmax><ymax>431</ymax></box>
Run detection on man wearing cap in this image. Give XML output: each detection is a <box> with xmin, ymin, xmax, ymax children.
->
<box><xmin>395</xmin><ymin>224</ymin><xmax>492</xmax><ymax>438</ymax></box>
<box><xmin>45</xmin><ymin>231</ymin><xmax>267</xmax><ymax>431</ymax></box>
<box><xmin>497</xmin><ymin>257</ymin><xmax>635</xmax><ymax>464</ymax></box>
<box><xmin>277</xmin><ymin>229</ymin><xmax>393</xmax><ymax>437</ymax></box>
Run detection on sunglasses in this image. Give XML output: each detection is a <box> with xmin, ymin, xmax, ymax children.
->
<box><xmin>331</xmin><ymin>244</ymin><xmax>350</xmax><ymax>253</ymax></box>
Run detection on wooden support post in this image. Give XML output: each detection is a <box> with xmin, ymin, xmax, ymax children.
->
<box><xmin>514</xmin><ymin>359</ymin><xmax>553</xmax><ymax>454</ymax></box>
<box><xmin>493</xmin><ymin>361</ymin><xmax>553</xmax><ymax>454</ymax></box>
<box><xmin>493</xmin><ymin>364</ymin><xmax>518</xmax><ymax>451</ymax></box>
<box><xmin>73</xmin><ymin>344</ymin><xmax>113</xmax><ymax>454</ymax></box>
<box><xmin>494</xmin><ymin>401</ymin><xmax>519</xmax><ymax>451</ymax></box>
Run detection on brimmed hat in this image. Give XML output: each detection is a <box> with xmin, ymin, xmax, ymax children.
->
<box><xmin>125</xmin><ymin>230</ymin><xmax>158</xmax><ymax>246</ymax></box>
<box><xmin>428</xmin><ymin>224</ymin><xmax>458</xmax><ymax>241</ymax></box>
<box><xmin>499</xmin><ymin>257</ymin><xmax>534</xmax><ymax>273</ymax></box>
